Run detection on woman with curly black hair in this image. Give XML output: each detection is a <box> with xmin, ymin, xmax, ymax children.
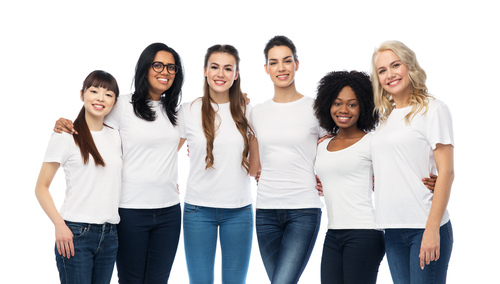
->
<box><xmin>313</xmin><ymin>70</ymin><xmax>384</xmax><ymax>284</ymax></box>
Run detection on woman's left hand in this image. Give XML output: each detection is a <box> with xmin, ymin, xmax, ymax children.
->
<box><xmin>419</xmin><ymin>228</ymin><xmax>440</xmax><ymax>269</ymax></box>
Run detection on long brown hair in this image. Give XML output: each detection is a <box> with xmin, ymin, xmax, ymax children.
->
<box><xmin>200</xmin><ymin>45</ymin><xmax>253</xmax><ymax>173</ymax></box>
<box><xmin>73</xmin><ymin>70</ymin><xmax>119</xmax><ymax>166</ymax></box>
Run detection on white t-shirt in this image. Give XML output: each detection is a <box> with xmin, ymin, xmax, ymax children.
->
<box><xmin>104</xmin><ymin>94</ymin><xmax>180</xmax><ymax>209</ymax></box>
<box><xmin>43</xmin><ymin>127</ymin><xmax>122</xmax><ymax>224</ymax></box>
<box><xmin>371</xmin><ymin>98</ymin><xmax>454</xmax><ymax>229</ymax></box>
<box><xmin>178</xmin><ymin>99</ymin><xmax>252</xmax><ymax>208</ymax></box>
<box><xmin>249</xmin><ymin>96</ymin><xmax>326</xmax><ymax>209</ymax></box>
<box><xmin>315</xmin><ymin>134</ymin><xmax>376</xmax><ymax>229</ymax></box>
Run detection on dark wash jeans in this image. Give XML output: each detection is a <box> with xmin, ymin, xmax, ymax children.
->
<box><xmin>55</xmin><ymin>221</ymin><xmax>118</xmax><ymax>284</ymax></box>
<box><xmin>256</xmin><ymin>208</ymin><xmax>321</xmax><ymax>284</ymax></box>
<box><xmin>320</xmin><ymin>229</ymin><xmax>385</xmax><ymax>284</ymax></box>
<box><xmin>116</xmin><ymin>204</ymin><xmax>181</xmax><ymax>284</ymax></box>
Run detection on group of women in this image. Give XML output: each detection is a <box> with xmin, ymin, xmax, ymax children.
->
<box><xmin>35</xmin><ymin>35</ymin><xmax>454</xmax><ymax>284</ymax></box>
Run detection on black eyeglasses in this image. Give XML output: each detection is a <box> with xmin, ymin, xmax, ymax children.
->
<box><xmin>151</xmin><ymin>62</ymin><xmax>179</xmax><ymax>74</ymax></box>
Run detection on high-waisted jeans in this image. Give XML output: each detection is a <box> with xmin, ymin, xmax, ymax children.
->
<box><xmin>116</xmin><ymin>204</ymin><xmax>181</xmax><ymax>284</ymax></box>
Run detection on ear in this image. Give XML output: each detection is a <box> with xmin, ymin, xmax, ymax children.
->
<box><xmin>234</xmin><ymin>71</ymin><xmax>239</xmax><ymax>81</ymax></box>
<box><xmin>264</xmin><ymin>64</ymin><xmax>269</xmax><ymax>75</ymax></box>
<box><xmin>295</xmin><ymin>59</ymin><xmax>300</xmax><ymax>71</ymax></box>
<box><xmin>204</xmin><ymin>67</ymin><xmax>207</xmax><ymax>77</ymax></box>
<box><xmin>80</xmin><ymin>90</ymin><xmax>84</xmax><ymax>102</ymax></box>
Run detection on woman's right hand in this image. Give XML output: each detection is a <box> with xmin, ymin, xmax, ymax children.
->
<box><xmin>55</xmin><ymin>222</ymin><xmax>75</xmax><ymax>259</ymax></box>
<box><xmin>54</xmin><ymin>118</ymin><xmax>77</xmax><ymax>134</ymax></box>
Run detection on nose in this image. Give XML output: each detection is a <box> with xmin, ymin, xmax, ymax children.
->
<box><xmin>339</xmin><ymin>103</ymin><xmax>348</xmax><ymax>113</ymax></box>
<box><xmin>278</xmin><ymin>62</ymin><xmax>285</xmax><ymax>71</ymax></box>
<box><xmin>387</xmin><ymin>68</ymin><xmax>395</xmax><ymax>78</ymax></box>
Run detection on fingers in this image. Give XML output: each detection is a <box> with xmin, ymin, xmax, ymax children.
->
<box><xmin>57</xmin><ymin>239</ymin><xmax>74</xmax><ymax>259</ymax></box>
<box><xmin>56</xmin><ymin>118</ymin><xmax>77</xmax><ymax>134</ymax></box>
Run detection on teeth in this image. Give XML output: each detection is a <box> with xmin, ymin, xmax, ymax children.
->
<box><xmin>278</xmin><ymin>75</ymin><xmax>288</xmax><ymax>78</ymax></box>
<box><xmin>158</xmin><ymin>78</ymin><xmax>169</xmax><ymax>82</ymax></box>
<box><xmin>93</xmin><ymin>105</ymin><xmax>104</xmax><ymax>109</ymax></box>
<box><xmin>389</xmin><ymin>80</ymin><xmax>399</xmax><ymax>85</ymax></box>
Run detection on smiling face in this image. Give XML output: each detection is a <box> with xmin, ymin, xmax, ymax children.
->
<box><xmin>204</xmin><ymin>52</ymin><xmax>239</xmax><ymax>96</ymax></box>
<box><xmin>147</xmin><ymin>50</ymin><xmax>176</xmax><ymax>100</ymax></box>
<box><xmin>375</xmin><ymin>50</ymin><xmax>412</xmax><ymax>100</ymax></box>
<box><xmin>330</xmin><ymin>86</ymin><xmax>360</xmax><ymax>131</ymax></box>
<box><xmin>81</xmin><ymin>86</ymin><xmax>116</xmax><ymax>119</ymax></box>
<box><xmin>265</xmin><ymin>45</ymin><xmax>299</xmax><ymax>88</ymax></box>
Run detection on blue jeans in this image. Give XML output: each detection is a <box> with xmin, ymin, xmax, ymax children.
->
<box><xmin>256</xmin><ymin>208</ymin><xmax>322</xmax><ymax>284</ymax></box>
<box><xmin>116</xmin><ymin>204</ymin><xmax>181</xmax><ymax>284</ymax></box>
<box><xmin>55</xmin><ymin>221</ymin><xmax>118</xmax><ymax>284</ymax></box>
<box><xmin>320</xmin><ymin>229</ymin><xmax>385</xmax><ymax>284</ymax></box>
<box><xmin>384</xmin><ymin>221</ymin><xmax>453</xmax><ymax>284</ymax></box>
<box><xmin>183</xmin><ymin>203</ymin><xmax>253</xmax><ymax>284</ymax></box>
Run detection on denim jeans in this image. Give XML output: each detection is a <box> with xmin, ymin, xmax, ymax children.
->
<box><xmin>55</xmin><ymin>221</ymin><xmax>118</xmax><ymax>284</ymax></box>
<box><xmin>183</xmin><ymin>203</ymin><xmax>253</xmax><ymax>284</ymax></box>
<box><xmin>116</xmin><ymin>204</ymin><xmax>181</xmax><ymax>284</ymax></box>
<box><xmin>320</xmin><ymin>229</ymin><xmax>385</xmax><ymax>284</ymax></box>
<box><xmin>256</xmin><ymin>208</ymin><xmax>321</xmax><ymax>284</ymax></box>
<box><xmin>384</xmin><ymin>221</ymin><xmax>453</xmax><ymax>284</ymax></box>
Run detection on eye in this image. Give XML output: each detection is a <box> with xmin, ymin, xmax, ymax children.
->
<box><xmin>393</xmin><ymin>63</ymin><xmax>401</xmax><ymax>68</ymax></box>
<box><xmin>211</xmin><ymin>66</ymin><xmax>218</xmax><ymax>70</ymax></box>
<box><xmin>225</xmin><ymin>67</ymin><xmax>233</xmax><ymax>72</ymax></box>
<box><xmin>106</xmin><ymin>93</ymin><xmax>114</xmax><ymax>97</ymax></box>
<box><xmin>285</xmin><ymin>60</ymin><xmax>293</xmax><ymax>64</ymax></box>
<box><xmin>378</xmin><ymin>69</ymin><xmax>386</xmax><ymax>75</ymax></box>
<box><xmin>348</xmin><ymin>103</ymin><xmax>356</xmax><ymax>108</ymax></box>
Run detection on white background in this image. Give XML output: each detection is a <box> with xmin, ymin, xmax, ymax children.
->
<box><xmin>1</xmin><ymin>0</ymin><xmax>498</xmax><ymax>283</ymax></box>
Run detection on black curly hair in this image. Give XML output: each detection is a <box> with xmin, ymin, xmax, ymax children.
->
<box><xmin>314</xmin><ymin>70</ymin><xmax>378</xmax><ymax>135</ymax></box>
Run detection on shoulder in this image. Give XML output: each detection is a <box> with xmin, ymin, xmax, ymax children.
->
<box><xmin>426</xmin><ymin>97</ymin><xmax>452</xmax><ymax>116</ymax></box>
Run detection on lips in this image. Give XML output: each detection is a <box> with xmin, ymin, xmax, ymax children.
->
<box><xmin>92</xmin><ymin>104</ymin><xmax>105</xmax><ymax>110</ymax></box>
<box><xmin>157</xmin><ymin>77</ymin><xmax>169</xmax><ymax>84</ymax></box>
<box><xmin>336</xmin><ymin>116</ymin><xmax>351</xmax><ymax>123</ymax></box>
<box><xmin>277</xmin><ymin>74</ymin><xmax>289</xmax><ymax>80</ymax></box>
<box><xmin>388</xmin><ymin>79</ymin><xmax>401</xmax><ymax>86</ymax></box>
<box><xmin>214</xmin><ymin>80</ymin><xmax>226</xmax><ymax>86</ymax></box>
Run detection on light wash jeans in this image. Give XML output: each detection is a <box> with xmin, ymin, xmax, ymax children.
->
<box><xmin>183</xmin><ymin>203</ymin><xmax>253</xmax><ymax>284</ymax></box>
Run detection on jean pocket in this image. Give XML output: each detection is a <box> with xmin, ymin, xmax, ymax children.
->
<box><xmin>111</xmin><ymin>225</ymin><xmax>118</xmax><ymax>237</ymax></box>
<box><xmin>183</xmin><ymin>203</ymin><xmax>199</xmax><ymax>214</ymax></box>
<box><xmin>66</xmin><ymin>222</ymin><xmax>88</xmax><ymax>239</ymax></box>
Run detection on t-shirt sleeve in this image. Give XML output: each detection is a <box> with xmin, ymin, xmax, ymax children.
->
<box><xmin>177</xmin><ymin>104</ymin><xmax>187</xmax><ymax>139</ymax></box>
<box><xmin>43</xmin><ymin>132</ymin><xmax>69</xmax><ymax>164</ymax></box>
<box><xmin>104</xmin><ymin>95</ymin><xmax>125</xmax><ymax>130</ymax></box>
<box><xmin>427</xmin><ymin>101</ymin><xmax>454</xmax><ymax>149</ymax></box>
<box><xmin>248</xmin><ymin>105</ymin><xmax>257</xmax><ymax>137</ymax></box>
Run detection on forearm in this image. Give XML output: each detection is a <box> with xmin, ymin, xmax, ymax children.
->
<box><xmin>35</xmin><ymin>185</ymin><xmax>65</xmax><ymax>227</ymax></box>
<box><xmin>425</xmin><ymin>171</ymin><xmax>453</xmax><ymax>230</ymax></box>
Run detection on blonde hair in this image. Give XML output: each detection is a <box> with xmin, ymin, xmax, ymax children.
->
<box><xmin>370</xmin><ymin>40</ymin><xmax>432</xmax><ymax>124</ymax></box>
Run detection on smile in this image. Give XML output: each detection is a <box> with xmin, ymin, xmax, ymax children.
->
<box><xmin>157</xmin><ymin>78</ymin><xmax>169</xmax><ymax>84</ymax></box>
<box><xmin>336</xmin><ymin>116</ymin><xmax>351</xmax><ymax>123</ymax></box>
<box><xmin>277</xmin><ymin>74</ymin><xmax>289</xmax><ymax>80</ymax></box>
<box><xmin>388</xmin><ymin>79</ymin><xmax>401</xmax><ymax>86</ymax></box>
<box><xmin>92</xmin><ymin>104</ymin><xmax>105</xmax><ymax>110</ymax></box>
<box><xmin>214</xmin><ymin>80</ymin><xmax>226</xmax><ymax>86</ymax></box>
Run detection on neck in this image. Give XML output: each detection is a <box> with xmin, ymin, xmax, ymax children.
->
<box><xmin>272</xmin><ymin>81</ymin><xmax>303</xmax><ymax>103</ymax></box>
<box><xmin>392</xmin><ymin>90</ymin><xmax>412</xmax><ymax>109</ymax></box>
<box><xmin>149</xmin><ymin>90</ymin><xmax>162</xmax><ymax>101</ymax></box>
<box><xmin>209</xmin><ymin>89</ymin><xmax>230</xmax><ymax>104</ymax></box>
<box><xmin>85</xmin><ymin>113</ymin><xmax>105</xmax><ymax>131</ymax></box>
<box><xmin>336</xmin><ymin>127</ymin><xmax>365</xmax><ymax>139</ymax></box>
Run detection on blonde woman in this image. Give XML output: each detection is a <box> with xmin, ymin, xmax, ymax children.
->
<box><xmin>370</xmin><ymin>40</ymin><xmax>454</xmax><ymax>284</ymax></box>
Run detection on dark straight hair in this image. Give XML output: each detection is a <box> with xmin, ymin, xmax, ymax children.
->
<box><xmin>132</xmin><ymin>42</ymin><xmax>184</xmax><ymax>125</ymax></box>
<box><xmin>73</xmin><ymin>70</ymin><xmax>120</xmax><ymax>166</ymax></box>
<box><xmin>263</xmin><ymin>35</ymin><xmax>298</xmax><ymax>62</ymax></box>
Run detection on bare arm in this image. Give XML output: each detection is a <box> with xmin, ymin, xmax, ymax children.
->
<box><xmin>249</xmin><ymin>135</ymin><xmax>261</xmax><ymax>178</ymax></box>
<box><xmin>419</xmin><ymin>144</ymin><xmax>454</xmax><ymax>269</ymax></box>
<box><xmin>35</xmin><ymin>162</ymin><xmax>75</xmax><ymax>259</ymax></box>
<box><xmin>178</xmin><ymin>138</ymin><xmax>186</xmax><ymax>152</ymax></box>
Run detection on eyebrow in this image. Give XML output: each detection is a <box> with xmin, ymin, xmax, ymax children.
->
<box><xmin>377</xmin><ymin>60</ymin><xmax>402</xmax><ymax>70</ymax></box>
<box><xmin>210</xmin><ymin>62</ymin><xmax>234</xmax><ymax>68</ymax></box>
<box><xmin>335</xmin><ymin>98</ymin><xmax>358</xmax><ymax>101</ymax></box>
<box><xmin>268</xmin><ymin>56</ymin><xmax>293</xmax><ymax>61</ymax></box>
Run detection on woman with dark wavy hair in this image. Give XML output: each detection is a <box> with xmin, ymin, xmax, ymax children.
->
<box><xmin>55</xmin><ymin>43</ymin><xmax>184</xmax><ymax>283</ymax></box>
<box><xmin>177</xmin><ymin>44</ymin><xmax>253</xmax><ymax>284</ymax></box>
<box><xmin>313</xmin><ymin>70</ymin><xmax>384</xmax><ymax>284</ymax></box>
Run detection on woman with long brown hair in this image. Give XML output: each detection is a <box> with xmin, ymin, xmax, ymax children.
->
<box><xmin>36</xmin><ymin>70</ymin><xmax>121</xmax><ymax>284</ymax></box>
<box><xmin>177</xmin><ymin>44</ymin><xmax>253</xmax><ymax>284</ymax></box>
